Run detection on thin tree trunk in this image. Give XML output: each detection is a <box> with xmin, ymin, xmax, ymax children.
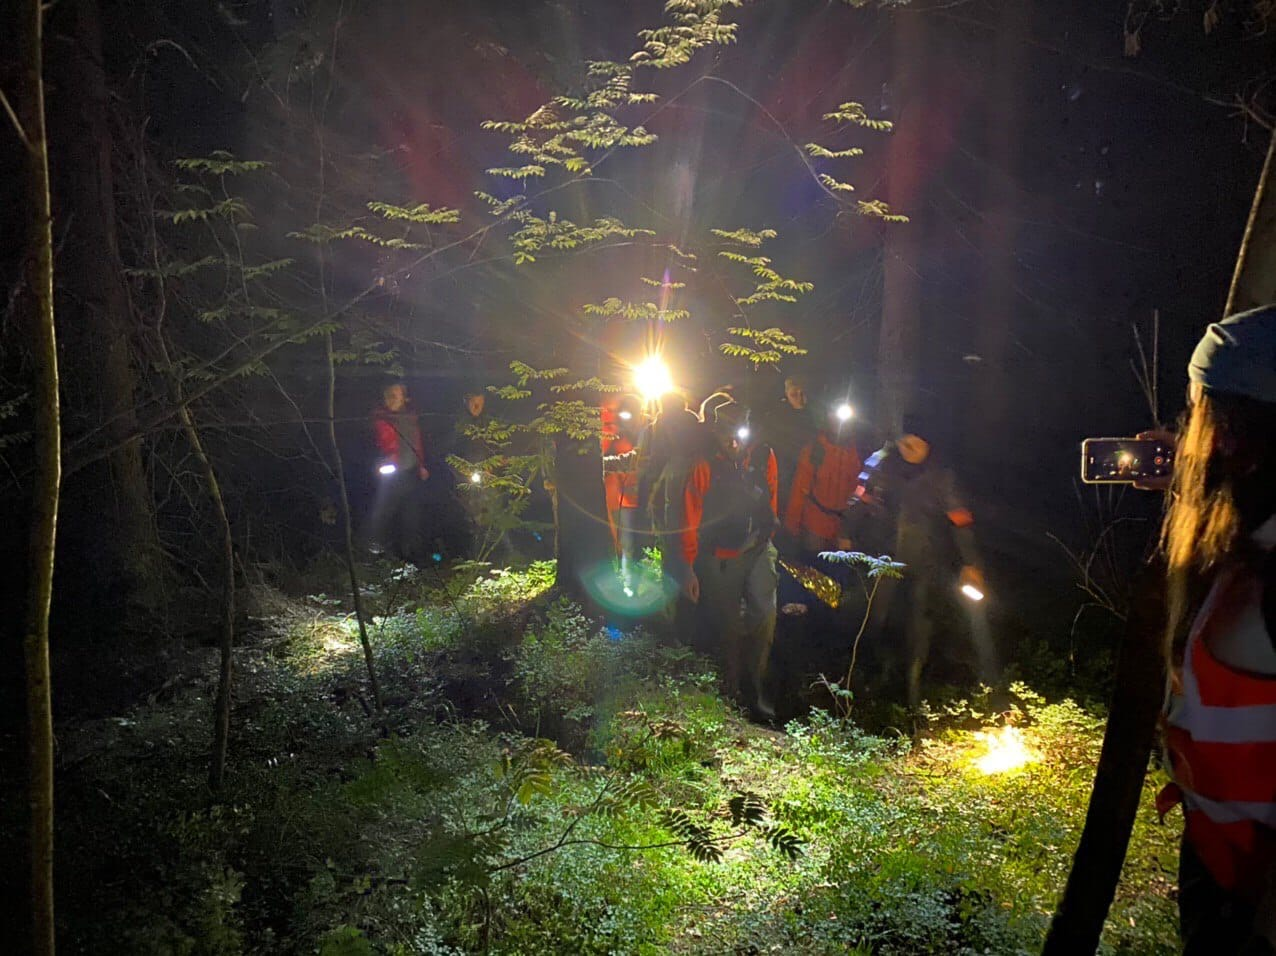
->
<box><xmin>324</xmin><ymin>332</ymin><xmax>383</xmax><ymax>711</ymax></box>
<box><xmin>305</xmin><ymin>21</ymin><xmax>380</xmax><ymax>710</ymax></box>
<box><xmin>163</xmin><ymin>384</ymin><xmax>235</xmax><ymax>790</ymax></box>
<box><xmin>12</xmin><ymin>0</ymin><xmax>59</xmax><ymax>949</ymax></box>
<box><xmin>1225</xmin><ymin>129</ymin><xmax>1276</xmax><ymax>316</ymax></box>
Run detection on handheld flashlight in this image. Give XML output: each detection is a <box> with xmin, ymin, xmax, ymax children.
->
<box><xmin>736</xmin><ymin>425</ymin><xmax>750</xmax><ymax>442</ymax></box>
<box><xmin>835</xmin><ymin>403</ymin><xmax>854</xmax><ymax>422</ymax></box>
<box><xmin>961</xmin><ymin>584</ymin><xmax>985</xmax><ymax>602</ymax></box>
<box><xmin>378</xmin><ymin>463</ymin><xmax>397</xmax><ymax>476</ymax></box>
<box><xmin>470</xmin><ymin>471</ymin><xmax>483</xmax><ymax>485</ymax></box>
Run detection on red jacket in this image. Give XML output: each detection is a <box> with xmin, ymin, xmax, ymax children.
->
<box><xmin>682</xmin><ymin>446</ymin><xmax>778</xmax><ymax>567</ymax></box>
<box><xmin>783</xmin><ymin>433</ymin><xmax>861</xmax><ymax>546</ymax></box>
<box><xmin>372</xmin><ymin>403</ymin><xmax>426</xmax><ymax>469</ymax></box>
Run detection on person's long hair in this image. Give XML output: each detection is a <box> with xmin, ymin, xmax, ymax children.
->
<box><xmin>1161</xmin><ymin>389</ymin><xmax>1276</xmax><ymax>660</ymax></box>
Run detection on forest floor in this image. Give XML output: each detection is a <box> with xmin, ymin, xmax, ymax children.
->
<box><xmin>5</xmin><ymin>559</ymin><xmax>1181</xmax><ymax>954</ymax></box>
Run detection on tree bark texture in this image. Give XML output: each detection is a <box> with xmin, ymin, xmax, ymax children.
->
<box><xmin>1225</xmin><ymin>130</ymin><xmax>1276</xmax><ymax>317</ymax></box>
<box><xmin>15</xmin><ymin>0</ymin><xmax>60</xmax><ymax>949</ymax></box>
<box><xmin>1041</xmin><ymin>562</ymin><xmax>1166</xmax><ymax>955</ymax></box>
<box><xmin>49</xmin><ymin>0</ymin><xmax>162</xmax><ymax>615</ymax></box>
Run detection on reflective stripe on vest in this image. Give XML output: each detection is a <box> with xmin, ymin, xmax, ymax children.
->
<box><xmin>1163</xmin><ymin>566</ymin><xmax>1276</xmax><ymax>898</ymax></box>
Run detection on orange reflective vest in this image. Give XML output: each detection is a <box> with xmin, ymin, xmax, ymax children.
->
<box><xmin>1160</xmin><ymin>565</ymin><xmax>1276</xmax><ymax>902</ymax></box>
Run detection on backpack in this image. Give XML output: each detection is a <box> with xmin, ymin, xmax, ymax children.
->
<box><xmin>647</xmin><ymin>417</ymin><xmax>712</xmax><ymax>532</ymax></box>
<box><xmin>700</xmin><ymin>444</ymin><xmax>778</xmax><ymax>554</ymax></box>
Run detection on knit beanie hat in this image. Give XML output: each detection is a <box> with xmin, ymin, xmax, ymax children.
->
<box><xmin>1188</xmin><ymin>304</ymin><xmax>1276</xmax><ymax>403</ymax></box>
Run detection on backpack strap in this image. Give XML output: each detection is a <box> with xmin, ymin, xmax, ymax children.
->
<box><xmin>807</xmin><ymin>437</ymin><xmax>825</xmax><ymax>474</ymax></box>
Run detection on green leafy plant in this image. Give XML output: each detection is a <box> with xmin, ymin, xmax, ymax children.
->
<box><xmin>813</xmin><ymin>551</ymin><xmax>907</xmax><ymax>715</ymax></box>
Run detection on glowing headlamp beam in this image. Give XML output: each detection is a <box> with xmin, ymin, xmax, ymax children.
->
<box><xmin>961</xmin><ymin>584</ymin><xmax>985</xmax><ymax>602</ymax></box>
<box><xmin>378</xmin><ymin>463</ymin><xmax>397</xmax><ymax>476</ymax></box>
<box><xmin>736</xmin><ymin>425</ymin><xmax>751</xmax><ymax>442</ymax></box>
<box><xmin>470</xmin><ymin>471</ymin><xmax>483</xmax><ymax>485</ymax></box>
<box><xmin>633</xmin><ymin>355</ymin><xmax>673</xmax><ymax>402</ymax></box>
<box><xmin>836</xmin><ymin>403</ymin><xmax>854</xmax><ymax>422</ymax></box>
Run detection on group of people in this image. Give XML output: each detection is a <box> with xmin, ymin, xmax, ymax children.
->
<box><xmin>366</xmin><ymin>383</ymin><xmax>501</xmax><ymax>565</ymax></box>
<box><xmin>602</xmin><ymin>374</ymin><xmax>987</xmax><ymax>717</ymax></box>
<box><xmin>363</xmin><ymin>304</ymin><xmax>1276</xmax><ymax>951</ymax></box>
<box><xmin>366</xmin><ymin>373</ymin><xmax>990</xmax><ymax>714</ymax></box>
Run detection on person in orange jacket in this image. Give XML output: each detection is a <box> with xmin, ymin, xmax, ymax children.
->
<box><xmin>602</xmin><ymin>393</ymin><xmax>644</xmax><ymax>588</ymax></box>
<box><xmin>681</xmin><ymin>399</ymin><xmax>779</xmax><ymax>719</ymax></box>
<box><xmin>783</xmin><ymin>403</ymin><xmax>863</xmax><ymax>555</ymax></box>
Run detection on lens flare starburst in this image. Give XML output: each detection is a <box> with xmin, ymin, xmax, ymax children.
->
<box><xmin>633</xmin><ymin>355</ymin><xmax>673</xmax><ymax>402</ymax></box>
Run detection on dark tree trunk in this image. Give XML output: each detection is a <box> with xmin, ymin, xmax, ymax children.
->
<box><xmin>967</xmin><ymin>2</ymin><xmax>1026</xmax><ymax>463</ymax></box>
<box><xmin>49</xmin><ymin>0</ymin><xmax>162</xmax><ymax>616</ymax></box>
<box><xmin>325</xmin><ymin>333</ymin><xmax>383</xmax><ymax>712</ymax></box>
<box><xmin>14</xmin><ymin>0</ymin><xmax>59</xmax><ymax>948</ymax></box>
<box><xmin>876</xmin><ymin>12</ymin><xmax>927</xmax><ymax>435</ymax></box>
<box><xmin>552</xmin><ymin>432</ymin><xmax>612</xmax><ymax>604</ymax></box>
<box><xmin>1042</xmin><ymin>562</ymin><xmax>1165</xmax><ymax>955</ymax></box>
<box><xmin>1225</xmin><ymin>130</ymin><xmax>1276</xmax><ymax>316</ymax></box>
<box><xmin>551</xmin><ymin>332</ymin><xmax>612</xmax><ymax>603</ymax></box>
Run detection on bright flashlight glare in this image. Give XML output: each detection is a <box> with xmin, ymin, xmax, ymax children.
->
<box><xmin>633</xmin><ymin>355</ymin><xmax>673</xmax><ymax>401</ymax></box>
<box><xmin>961</xmin><ymin>584</ymin><xmax>985</xmax><ymax>602</ymax></box>
<box><xmin>378</xmin><ymin>463</ymin><xmax>397</xmax><ymax>476</ymax></box>
<box><xmin>973</xmin><ymin>725</ymin><xmax>1039</xmax><ymax>775</ymax></box>
<box><xmin>736</xmin><ymin>426</ymin><xmax>751</xmax><ymax>442</ymax></box>
<box><xmin>836</xmin><ymin>403</ymin><xmax>854</xmax><ymax>422</ymax></box>
<box><xmin>470</xmin><ymin>471</ymin><xmax>483</xmax><ymax>485</ymax></box>
<box><xmin>618</xmin><ymin>410</ymin><xmax>633</xmax><ymax>421</ymax></box>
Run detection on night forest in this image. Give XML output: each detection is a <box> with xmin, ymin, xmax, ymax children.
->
<box><xmin>3</xmin><ymin>0</ymin><xmax>1276</xmax><ymax>953</ymax></box>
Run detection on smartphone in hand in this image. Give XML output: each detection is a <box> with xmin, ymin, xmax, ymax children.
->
<box><xmin>1080</xmin><ymin>437</ymin><xmax>1174</xmax><ymax>484</ymax></box>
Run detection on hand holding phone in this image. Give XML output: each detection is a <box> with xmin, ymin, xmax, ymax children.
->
<box><xmin>1080</xmin><ymin>436</ymin><xmax>1174</xmax><ymax>485</ymax></box>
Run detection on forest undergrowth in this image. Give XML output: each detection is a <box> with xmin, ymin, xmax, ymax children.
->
<box><xmin>5</xmin><ymin>560</ymin><xmax>1180</xmax><ymax>954</ymax></box>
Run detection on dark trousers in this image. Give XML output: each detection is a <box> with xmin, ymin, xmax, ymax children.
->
<box><xmin>866</xmin><ymin>568</ymin><xmax>936</xmax><ymax>708</ymax></box>
<box><xmin>369</xmin><ymin>472</ymin><xmax>425</xmax><ymax>561</ymax></box>
<box><xmin>1179</xmin><ymin>839</ymin><xmax>1272</xmax><ymax>955</ymax></box>
<box><xmin>696</xmin><ymin>542</ymin><xmax>778</xmax><ymax>708</ymax></box>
